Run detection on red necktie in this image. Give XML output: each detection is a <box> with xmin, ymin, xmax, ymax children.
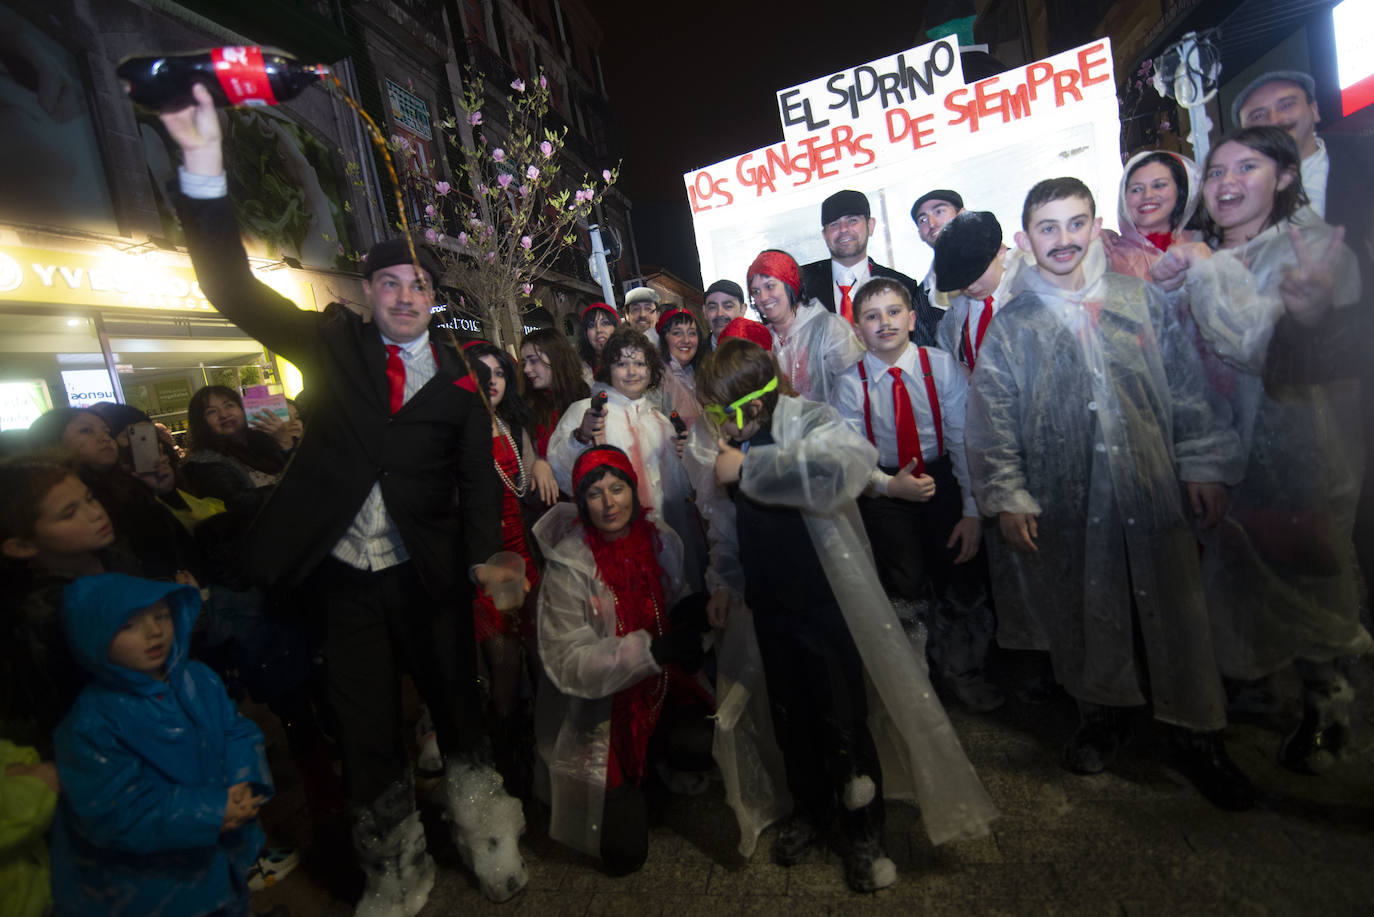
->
<box><xmin>889</xmin><ymin>367</ymin><xmax>924</xmax><ymax>474</ymax></box>
<box><xmin>964</xmin><ymin>296</ymin><xmax>995</xmax><ymax>368</ymax></box>
<box><xmin>385</xmin><ymin>344</ymin><xmax>406</xmax><ymax>414</ymax></box>
<box><xmin>838</xmin><ymin>283</ymin><xmax>854</xmax><ymax>324</ymax></box>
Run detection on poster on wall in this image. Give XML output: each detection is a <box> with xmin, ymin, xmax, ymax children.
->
<box><xmin>0</xmin><ymin>379</ymin><xmax>53</xmax><ymax>431</ymax></box>
<box><xmin>61</xmin><ymin>369</ymin><xmax>115</xmax><ymax>408</ymax></box>
<box><xmin>683</xmin><ymin>38</ymin><xmax>1123</xmax><ymax>293</ymax></box>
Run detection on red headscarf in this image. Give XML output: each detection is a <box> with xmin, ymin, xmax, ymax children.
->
<box><xmin>581</xmin><ymin>302</ymin><xmax>619</xmax><ymax>323</ymax></box>
<box><xmin>654</xmin><ymin>307</ymin><xmax>696</xmax><ymax>337</ymax></box>
<box><xmin>746</xmin><ymin>250</ymin><xmax>801</xmax><ymax>301</ymax></box>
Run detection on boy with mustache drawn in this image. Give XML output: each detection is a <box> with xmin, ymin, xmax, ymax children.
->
<box><xmin>963</xmin><ymin>177</ymin><xmax>1256</xmax><ymax>811</ymax></box>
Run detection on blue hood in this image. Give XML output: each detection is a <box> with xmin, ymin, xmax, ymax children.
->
<box><xmin>61</xmin><ymin>574</ymin><xmax>201</xmax><ymax>694</ymax></box>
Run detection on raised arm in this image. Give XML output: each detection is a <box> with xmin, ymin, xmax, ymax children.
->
<box><xmin>162</xmin><ymin>83</ymin><xmax>321</xmax><ymax>368</ymax></box>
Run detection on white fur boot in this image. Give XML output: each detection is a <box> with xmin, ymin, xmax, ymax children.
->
<box><xmin>353</xmin><ymin>809</ymin><xmax>435</xmax><ymax>917</ymax></box>
<box><xmin>443</xmin><ymin>758</ymin><xmax>529</xmax><ymax>902</ymax></box>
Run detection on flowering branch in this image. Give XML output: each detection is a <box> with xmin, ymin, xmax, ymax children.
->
<box><xmin>403</xmin><ymin>68</ymin><xmax>620</xmax><ymax>348</ymax></box>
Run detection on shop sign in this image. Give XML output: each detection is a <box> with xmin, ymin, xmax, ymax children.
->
<box><xmin>0</xmin><ymin>379</ymin><xmax>53</xmax><ymax>431</ymax></box>
<box><xmin>387</xmin><ymin>79</ymin><xmax>433</xmax><ymax>141</ymax></box>
<box><xmin>61</xmin><ymin>369</ymin><xmax>116</xmax><ymax>407</ymax></box>
<box><xmin>154</xmin><ymin>379</ymin><xmax>193</xmax><ymax>414</ymax></box>
<box><xmin>0</xmin><ymin>244</ymin><xmax>215</xmax><ymax>312</ymax></box>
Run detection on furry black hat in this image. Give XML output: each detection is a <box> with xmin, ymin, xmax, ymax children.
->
<box><xmin>934</xmin><ymin>211</ymin><xmax>1003</xmax><ymax>293</ymax></box>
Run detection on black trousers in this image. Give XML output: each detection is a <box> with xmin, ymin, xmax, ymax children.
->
<box><xmin>752</xmin><ymin>599</ymin><xmax>883</xmax><ymax>844</ymax></box>
<box><xmin>858</xmin><ymin>456</ymin><xmax>995</xmax><ymax>678</ymax></box>
<box><xmin>309</xmin><ymin>557</ymin><xmax>485</xmax><ymax>815</ymax></box>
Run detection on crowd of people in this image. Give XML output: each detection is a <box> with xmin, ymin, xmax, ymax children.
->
<box><xmin>2</xmin><ymin>68</ymin><xmax>1371</xmax><ymax>917</ymax></box>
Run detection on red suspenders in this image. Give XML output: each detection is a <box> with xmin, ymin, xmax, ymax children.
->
<box><xmin>856</xmin><ymin>348</ymin><xmax>944</xmax><ymax>470</ymax></box>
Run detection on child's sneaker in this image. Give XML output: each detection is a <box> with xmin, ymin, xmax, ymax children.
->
<box><xmin>247</xmin><ymin>846</ymin><xmax>300</xmax><ymax>891</ymax></box>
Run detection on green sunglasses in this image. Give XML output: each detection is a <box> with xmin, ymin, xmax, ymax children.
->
<box><xmin>703</xmin><ymin>377</ymin><xmax>779</xmax><ymax>429</ymax></box>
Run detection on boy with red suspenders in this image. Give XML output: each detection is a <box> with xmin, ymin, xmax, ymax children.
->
<box><xmin>831</xmin><ymin>277</ymin><xmax>1002</xmax><ymax>711</ymax></box>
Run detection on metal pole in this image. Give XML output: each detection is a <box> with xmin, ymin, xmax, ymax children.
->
<box><xmin>589</xmin><ymin>223</ymin><xmax>617</xmax><ymax>306</ymax></box>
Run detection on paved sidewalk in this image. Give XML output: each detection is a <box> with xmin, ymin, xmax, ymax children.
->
<box><xmin>253</xmin><ymin>662</ymin><xmax>1374</xmax><ymax>916</ymax></box>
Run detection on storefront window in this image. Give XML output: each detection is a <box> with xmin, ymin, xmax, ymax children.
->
<box><xmin>0</xmin><ymin>311</ymin><xmax>109</xmax><ymax>430</ymax></box>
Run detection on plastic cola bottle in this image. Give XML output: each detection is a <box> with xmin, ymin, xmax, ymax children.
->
<box><xmin>117</xmin><ymin>46</ymin><xmax>330</xmax><ymax>112</ymax></box>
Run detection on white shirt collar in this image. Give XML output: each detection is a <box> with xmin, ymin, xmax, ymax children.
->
<box><xmin>381</xmin><ymin>329</ymin><xmax>431</xmax><ymax>358</ymax></box>
<box><xmin>832</xmin><ymin>258</ymin><xmax>871</xmax><ymax>287</ymax></box>
<box><xmin>863</xmin><ymin>342</ymin><xmax>918</xmax><ymax>379</ymax></box>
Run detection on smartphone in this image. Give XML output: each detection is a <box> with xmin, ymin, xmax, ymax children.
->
<box><xmin>129</xmin><ymin>421</ymin><xmax>160</xmax><ymax>474</ymax></box>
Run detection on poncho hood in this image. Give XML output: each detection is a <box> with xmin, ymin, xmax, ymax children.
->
<box><xmin>1117</xmin><ymin>150</ymin><xmax>1200</xmax><ymax>246</ymax></box>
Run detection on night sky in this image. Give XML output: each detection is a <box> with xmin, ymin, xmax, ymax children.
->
<box><xmin>597</xmin><ymin>0</ymin><xmax>931</xmax><ymax>288</ymax></box>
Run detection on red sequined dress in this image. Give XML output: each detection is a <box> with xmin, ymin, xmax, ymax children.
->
<box><xmin>473</xmin><ymin>430</ymin><xmax>540</xmax><ymax>641</ymax></box>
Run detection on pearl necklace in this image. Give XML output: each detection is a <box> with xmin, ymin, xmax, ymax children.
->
<box><xmin>493</xmin><ymin>419</ymin><xmax>528</xmax><ymax>497</ymax></box>
<box><xmin>610</xmin><ymin>586</ymin><xmax>667</xmax><ymax>716</ymax></box>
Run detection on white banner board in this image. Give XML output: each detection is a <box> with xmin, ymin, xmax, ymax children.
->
<box><xmin>685</xmin><ymin>39</ymin><xmax>1123</xmax><ymax>294</ymax></box>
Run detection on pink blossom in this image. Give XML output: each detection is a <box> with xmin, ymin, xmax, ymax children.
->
<box><xmin>602</xmin><ymin>169</ymin><xmax>612</xmax><ymax>182</ymax></box>
<box><xmin>435</xmin><ymin>181</ymin><xmax>451</xmax><ymax>196</ymax></box>
<box><xmin>522</xmin><ymin>282</ymin><xmax>534</xmax><ymax>295</ymax></box>
<box><xmin>526</xmin><ymin>165</ymin><xmax>540</xmax><ymax>180</ymax></box>
<box><xmin>518</xmin><ymin>184</ymin><xmax>530</xmax><ymax>196</ymax></box>
<box><xmin>520</xmin><ymin>235</ymin><xmax>532</xmax><ymax>250</ymax></box>
<box><xmin>575</xmin><ymin>188</ymin><xmax>593</xmax><ymax>203</ymax></box>
<box><xmin>424</xmin><ymin>204</ymin><xmax>436</xmax><ymax>217</ymax></box>
<box><xmin>467</xmin><ymin>111</ymin><xmax>482</xmax><ymax>126</ymax></box>
<box><xmin>539</xmin><ymin>141</ymin><xmax>553</xmax><ymax>158</ymax></box>
<box><xmin>1160</xmin><ymin>120</ymin><xmax>1172</xmax><ymax>131</ymax></box>
<box><xmin>457</xmin><ymin>231</ymin><xmax>468</xmax><ymax>246</ymax></box>
<box><xmin>485</xmin><ymin>251</ymin><xmax>497</xmax><ymax>263</ymax></box>
<box><xmin>510</xmin><ymin>78</ymin><xmax>526</xmax><ymax>92</ymax></box>
<box><xmin>424</xmin><ymin>228</ymin><xmax>439</xmax><ymax>243</ymax></box>
<box><xmin>476</xmin><ymin>183</ymin><xmax>488</xmax><ymax>194</ymax></box>
<box><xmin>539</xmin><ymin>75</ymin><xmax>547</xmax><ymax>89</ymax></box>
<box><xmin>498</xmin><ymin>174</ymin><xmax>513</xmax><ymax>189</ymax></box>
<box><xmin>492</xmin><ymin>147</ymin><xmax>505</xmax><ymax>162</ymax></box>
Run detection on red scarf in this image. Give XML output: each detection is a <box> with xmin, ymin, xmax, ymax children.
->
<box><xmin>1145</xmin><ymin>231</ymin><xmax>1175</xmax><ymax>253</ymax></box>
<box><xmin>584</xmin><ymin>516</ymin><xmax>667</xmax><ymax>787</ymax></box>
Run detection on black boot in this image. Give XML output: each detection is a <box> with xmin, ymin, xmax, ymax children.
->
<box><xmin>842</xmin><ymin>836</ymin><xmax>897</xmax><ymax>892</ymax></box>
<box><xmin>1172</xmin><ymin>729</ymin><xmax>1256</xmax><ymax>811</ymax></box>
<box><xmin>1061</xmin><ymin>702</ymin><xmax>1130</xmax><ymax>774</ymax></box>
<box><xmin>769</xmin><ymin>814</ymin><xmax>819</xmax><ymax>866</ymax></box>
<box><xmin>1280</xmin><ymin>672</ymin><xmax>1352</xmax><ymax>774</ymax></box>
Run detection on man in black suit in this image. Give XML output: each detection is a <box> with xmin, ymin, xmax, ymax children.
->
<box><xmin>161</xmin><ymin>85</ymin><xmax>526</xmax><ymax>909</ymax></box>
<box><xmin>800</xmin><ymin>189</ymin><xmax>942</xmax><ymax>346</ymax></box>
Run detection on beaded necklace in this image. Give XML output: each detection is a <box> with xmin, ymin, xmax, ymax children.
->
<box><xmin>493</xmin><ymin>418</ymin><xmax>528</xmax><ymax>497</ymax></box>
<box><xmin>609</xmin><ymin>585</ymin><xmax>667</xmax><ymax>716</ymax></box>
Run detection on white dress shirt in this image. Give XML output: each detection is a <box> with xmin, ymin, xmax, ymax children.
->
<box><xmin>1301</xmin><ymin>137</ymin><xmax>1330</xmax><ymax>219</ymax></box>
<box><xmin>831</xmin><ymin>258</ymin><xmax>873</xmax><ymax>309</ymax></box>
<box><xmin>831</xmin><ymin>345</ymin><xmax>978</xmax><ymax>517</ymax></box>
<box><xmin>330</xmin><ymin>331</ymin><xmax>437</xmax><ymax>571</ymax></box>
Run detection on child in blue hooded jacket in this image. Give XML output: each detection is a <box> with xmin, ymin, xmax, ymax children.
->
<box><xmin>51</xmin><ymin>573</ymin><xmax>273</xmax><ymax>917</ymax></box>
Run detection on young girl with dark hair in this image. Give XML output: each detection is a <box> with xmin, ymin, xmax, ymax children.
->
<box><xmin>520</xmin><ymin>327</ymin><xmax>590</xmax><ymax>459</ymax></box>
<box><xmin>549</xmin><ymin>327</ymin><xmax>704</xmax><ymax>589</ymax></box>
<box><xmin>576</xmin><ymin>302</ymin><xmax>620</xmax><ymax>383</ymax></box>
<box><xmin>1152</xmin><ymin>126</ymin><xmax>1368</xmax><ymax>773</ymax></box>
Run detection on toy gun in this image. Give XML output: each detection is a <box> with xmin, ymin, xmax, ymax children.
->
<box><xmin>669</xmin><ymin>410</ymin><xmax>687</xmax><ymax>437</ymax></box>
<box><xmin>593</xmin><ymin>391</ymin><xmax>608</xmax><ymax>412</ymax></box>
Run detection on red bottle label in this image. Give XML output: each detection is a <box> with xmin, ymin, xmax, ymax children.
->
<box><xmin>211</xmin><ymin>46</ymin><xmax>278</xmax><ymax>107</ymax></box>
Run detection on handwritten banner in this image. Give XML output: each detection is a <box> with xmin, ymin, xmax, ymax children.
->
<box><xmin>684</xmin><ymin>39</ymin><xmax>1123</xmax><ymax>292</ymax></box>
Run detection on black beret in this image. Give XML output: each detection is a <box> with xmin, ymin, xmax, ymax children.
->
<box><xmin>820</xmin><ymin>189</ymin><xmax>870</xmax><ymax>226</ymax></box>
<box><xmin>362</xmin><ymin>238</ymin><xmax>444</xmax><ymax>288</ymax></box>
<box><xmin>934</xmin><ymin>211</ymin><xmax>1004</xmax><ymax>293</ymax></box>
<box><xmin>910</xmin><ymin>189</ymin><xmax>965</xmax><ymax>224</ymax></box>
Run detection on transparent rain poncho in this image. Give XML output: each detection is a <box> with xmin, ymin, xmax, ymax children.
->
<box><xmin>547</xmin><ymin>382</ymin><xmax>704</xmax><ymax>587</ymax></box>
<box><xmin>966</xmin><ymin>242</ymin><xmax>1241</xmax><ymax>730</ymax></box>
<box><xmin>1174</xmin><ymin>206</ymin><xmax>1371</xmax><ymax>675</ymax></box>
<box><xmin>770</xmin><ymin>299</ymin><xmax>865</xmax><ymax>404</ymax></box>
<box><xmin>687</xmin><ymin>396</ymin><xmax>998</xmax><ymax>846</ymax></box>
<box><xmin>533</xmin><ymin>504</ymin><xmax>683</xmax><ymax>858</ymax></box>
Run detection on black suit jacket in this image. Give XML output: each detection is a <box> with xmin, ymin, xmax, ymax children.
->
<box><xmin>1323</xmin><ymin>131</ymin><xmax>1374</xmax><ymax>300</ymax></box>
<box><xmin>800</xmin><ymin>256</ymin><xmax>943</xmax><ymax>347</ymax></box>
<box><xmin>177</xmin><ymin>194</ymin><xmax>502</xmax><ymax>599</ymax></box>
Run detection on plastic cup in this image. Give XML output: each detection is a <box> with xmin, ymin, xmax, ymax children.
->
<box><xmin>480</xmin><ymin>551</ymin><xmax>526</xmax><ymax>611</ymax></box>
